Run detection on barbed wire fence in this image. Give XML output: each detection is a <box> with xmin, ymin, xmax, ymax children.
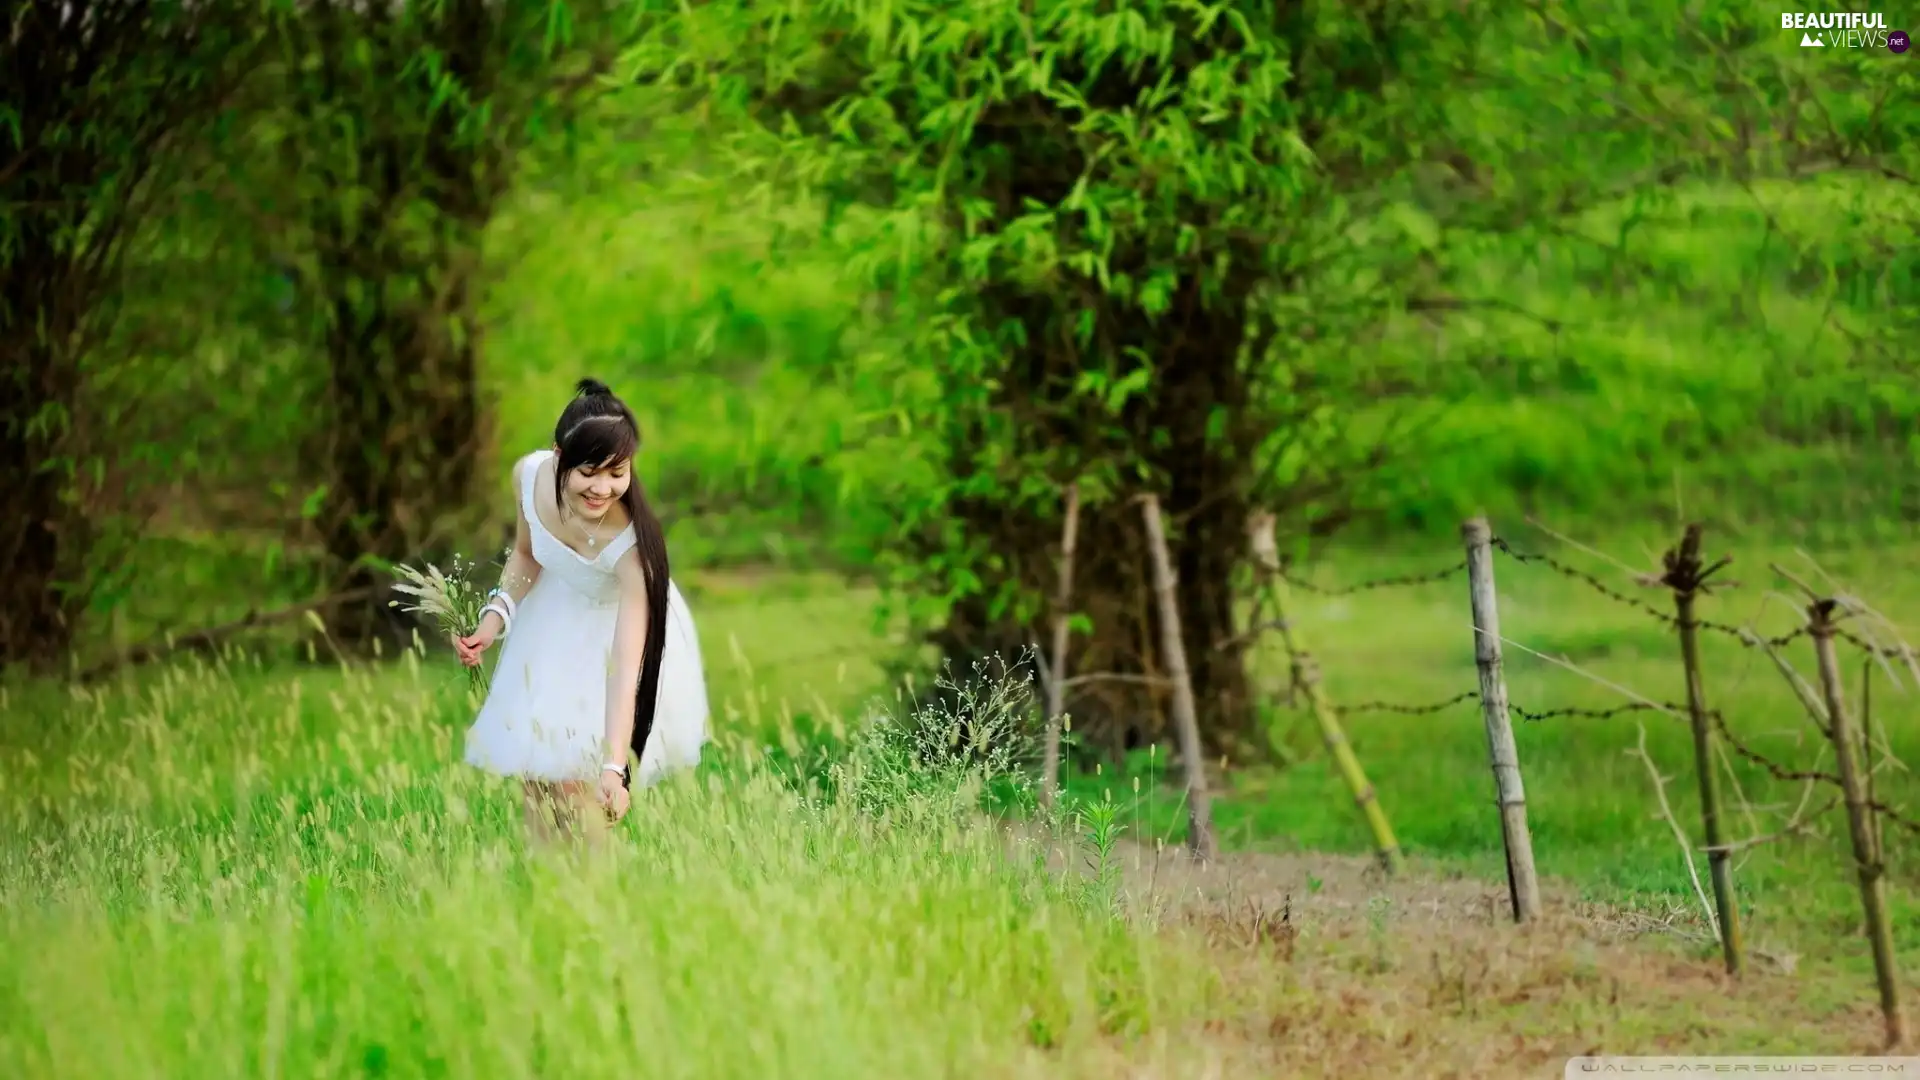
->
<box><xmin>710</xmin><ymin>519</ymin><xmax>1920</xmax><ymax>858</ymax></box>
<box><xmin>702</xmin><ymin>500</ymin><xmax>1916</xmax><ymax>1046</ymax></box>
<box><xmin>1229</xmin><ymin>513</ymin><xmax>1914</xmax><ymax>1049</ymax></box>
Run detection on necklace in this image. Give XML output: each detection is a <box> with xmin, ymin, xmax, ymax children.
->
<box><xmin>575</xmin><ymin>506</ymin><xmax>607</xmax><ymax>549</ymax></box>
<box><xmin>563</xmin><ymin>493</ymin><xmax>608</xmax><ymax>549</ymax></box>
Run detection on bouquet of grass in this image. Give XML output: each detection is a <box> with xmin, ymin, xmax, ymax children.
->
<box><xmin>389</xmin><ymin>554</ymin><xmax>493</xmax><ymax>691</ymax></box>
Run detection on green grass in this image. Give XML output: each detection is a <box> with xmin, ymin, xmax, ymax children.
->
<box><xmin>0</xmin><ymin>625</ymin><xmax>1218</xmax><ymax>1078</ymax></box>
<box><xmin>0</xmin><ymin>773</ymin><xmax>1159</xmax><ymax>1078</ymax></box>
<box><xmin>8</xmin><ymin>534</ymin><xmax>1920</xmax><ymax>1074</ymax></box>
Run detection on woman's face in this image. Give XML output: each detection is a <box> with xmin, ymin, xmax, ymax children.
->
<box><xmin>564</xmin><ymin>457</ymin><xmax>632</xmax><ymax>519</ymax></box>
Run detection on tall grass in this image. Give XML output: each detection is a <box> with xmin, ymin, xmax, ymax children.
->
<box><xmin>0</xmin><ymin>648</ymin><xmax>1223</xmax><ymax>1079</ymax></box>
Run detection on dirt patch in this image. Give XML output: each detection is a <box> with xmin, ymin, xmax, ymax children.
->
<box><xmin>1007</xmin><ymin>824</ymin><xmax>1554</xmax><ymax>928</ymax></box>
<box><xmin>996</xmin><ymin>823</ymin><xmax>1902</xmax><ymax>1076</ymax></box>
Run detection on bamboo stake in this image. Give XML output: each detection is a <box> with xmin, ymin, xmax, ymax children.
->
<box><xmin>1662</xmin><ymin>525</ymin><xmax>1744</xmax><ymax>975</ymax></box>
<box><xmin>1461</xmin><ymin>515</ymin><xmax>1542</xmax><ymax>923</ymax></box>
<box><xmin>1808</xmin><ymin>598</ymin><xmax>1906</xmax><ymax>1049</ymax></box>
<box><xmin>1038</xmin><ymin>482</ymin><xmax>1082</xmax><ymax>811</ymax></box>
<box><xmin>1862</xmin><ymin>657</ymin><xmax>1883</xmax><ymax>866</ymax></box>
<box><xmin>1248</xmin><ymin>512</ymin><xmax>1402</xmax><ymax>875</ymax></box>
<box><xmin>1138</xmin><ymin>493</ymin><xmax>1217</xmax><ymax>861</ymax></box>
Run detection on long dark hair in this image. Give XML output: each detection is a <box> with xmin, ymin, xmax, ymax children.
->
<box><xmin>552</xmin><ymin>378</ymin><xmax>671</xmax><ymax>784</ymax></box>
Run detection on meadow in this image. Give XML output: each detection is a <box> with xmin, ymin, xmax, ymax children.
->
<box><xmin>7</xmin><ymin>23</ymin><xmax>1919</xmax><ymax>1073</ymax></box>
<box><xmin>5</xmin><ymin>523</ymin><xmax>1917</xmax><ymax>1076</ymax></box>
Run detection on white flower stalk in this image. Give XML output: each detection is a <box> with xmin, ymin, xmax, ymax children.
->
<box><xmin>389</xmin><ymin>554</ymin><xmax>492</xmax><ymax>691</ymax></box>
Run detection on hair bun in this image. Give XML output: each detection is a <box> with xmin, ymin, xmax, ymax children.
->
<box><xmin>574</xmin><ymin>378</ymin><xmax>613</xmax><ymax>398</ymax></box>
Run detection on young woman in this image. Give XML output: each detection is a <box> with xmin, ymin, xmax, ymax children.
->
<box><xmin>453</xmin><ymin>379</ymin><xmax>709</xmax><ymax>843</ymax></box>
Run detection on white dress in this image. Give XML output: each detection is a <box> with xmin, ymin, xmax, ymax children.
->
<box><xmin>463</xmin><ymin>450</ymin><xmax>710</xmax><ymax>788</ymax></box>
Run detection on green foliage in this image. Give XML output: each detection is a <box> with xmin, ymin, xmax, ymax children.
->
<box><xmin>243</xmin><ymin>0</ymin><xmax>621</xmax><ymax>609</ymax></box>
<box><xmin>0</xmin><ymin>0</ymin><xmax>262</xmax><ymax>665</ymax></box>
<box><xmin>624</xmin><ymin>0</ymin><xmax>1474</xmax><ymax>634</ymax></box>
<box><xmin>1067</xmin><ymin>788</ymin><xmax>1127</xmax><ymax>918</ymax></box>
<box><xmin>613</xmin><ymin>0</ymin><xmax>1917</xmax><ymax>581</ymax></box>
<box><xmin>17</xmin><ymin>0</ymin><xmax>1920</xmax><ymax>685</ymax></box>
<box><xmin>825</xmin><ymin>654</ymin><xmax>1043</xmax><ymax>821</ymax></box>
<box><xmin>1338</xmin><ymin>5</ymin><xmax>1920</xmax><ymax>541</ymax></box>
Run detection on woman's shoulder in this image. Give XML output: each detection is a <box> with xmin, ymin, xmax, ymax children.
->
<box><xmin>511</xmin><ymin>449</ymin><xmax>552</xmax><ymax>490</ymax></box>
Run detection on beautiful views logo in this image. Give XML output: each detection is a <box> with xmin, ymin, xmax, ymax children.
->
<box><xmin>1781</xmin><ymin>10</ymin><xmax>1901</xmax><ymax>48</ymax></box>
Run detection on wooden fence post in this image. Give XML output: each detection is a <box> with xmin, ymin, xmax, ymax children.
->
<box><xmin>1461</xmin><ymin>516</ymin><xmax>1542</xmax><ymax>923</ymax></box>
<box><xmin>1662</xmin><ymin>524</ymin><xmax>1744</xmax><ymax>976</ymax></box>
<box><xmin>1249</xmin><ymin>513</ymin><xmax>1402</xmax><ymax>875</ymax></box>
<box><xmin>1138</xmin><ymin>494</ymin><xmax>1218</xmax><ymax>861</ymax></box>
<box><xmin>1808</xmin><ymin>598</ymin><xmax>1906</xmax><ymax>1049</ymax></box>
<box><xmin>1038</xmin><ymin>482</ymin><xmax>1082</xmax><ymax>811</ymax></box>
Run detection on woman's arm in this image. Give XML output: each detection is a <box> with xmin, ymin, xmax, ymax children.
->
<box><xmin>477</xmin><ymin>455</ymin><xmax>543</xmax><ymax>636</ymax></box>
<box><xmin>601</xmin><ymin>547</ymin><xmax>652</xmax><ymax>771</ymax></box>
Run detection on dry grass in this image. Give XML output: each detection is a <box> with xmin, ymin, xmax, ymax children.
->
<box><xmin>999</xmin><ymin>821</ymin><xmax>1902</xmax><ymax>1076</ymax></box>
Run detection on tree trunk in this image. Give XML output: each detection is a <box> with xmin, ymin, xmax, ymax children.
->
<box><xmin>909</xmin><ymin>267</ymin><xmax>1266</xmax><ymax>769</ymax></box>
<box><xmin>280</xmin><ymin>0</ymin><xmax>516</xmax><ymax>651</ymax></box>
<box><xmin>0</xmin><ymin>182</ymin><xmax>96</xmax><ymax>669</ymax></box>
<box><xmin>0</xmin><ymin>335</ymin><xmax>86</xmax><ymax>669</ymax></box>
<box><xmin>869</xmin><ymin>6</ymin><xmax>1316</xmax><ymax>772</ymax></box>
<box><xmin>313</xmin><ymin>254</ymin><xmax>488</xmax><ymax>649</ymax></box>
<box><xmin>1170</xmin><ymin>488</ymin><xmax>1259</xmax><ymax>766</ymax></box>
<box><xmin>0</xmin><ymin>0</ymin><xmax>260</xmax><ymax>671</ymax></box>
<box><xmin>1</xmin><ymin>36</ymin><xmax>101</xmax><ymax>671</ymax></box>
<box><xmin>926</xmin><ymin>462</ymin><xmax>1260</xmax><ymax>771</ymax></box>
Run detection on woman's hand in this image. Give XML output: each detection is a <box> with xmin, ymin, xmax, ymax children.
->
<box><xmin>598</xmin><ymin>769</ymin><xmax>631</xmax><ymax>823</ymax></box>
<box><xmin>453</xmin><ymin>611</ymin><xmax>504</xmax><ymax>667</ymax></box>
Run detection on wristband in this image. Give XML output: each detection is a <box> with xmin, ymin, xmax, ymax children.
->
<box><xmin>485</xmin><ymin>589</ymin><xmax>517</xmax><ymax>621</ymax></box>
<box><xmin>480</xmin><ymin>601</ymin><xmax>513</xmax><ymax>638</ymax></box>
<box><xmin>604</xmin><ymin>761</ymin><xmax>630</xmax><ymax>789</ymax></box>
